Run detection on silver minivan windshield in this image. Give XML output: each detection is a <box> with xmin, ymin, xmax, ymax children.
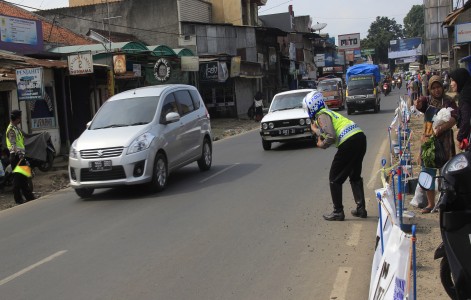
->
<box><xmin>90</xmin><ymin>96</ymin><xmax>160</xmax><ymax>130</ymax></box>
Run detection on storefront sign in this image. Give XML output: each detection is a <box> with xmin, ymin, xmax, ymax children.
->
<box><xmin>0</xmin><ymin>15</ymin><xmax>43</xmax><ymax>54</ymax></box>
<box><xmin>199</xmin><ymin>61</ymin><xmax>219</xmax><ymax>81</ymax></box>
<box><xmin>31</xmin><ymin>87</ymin><xmax>56</xmax><ymax>129</ymax></box>
<box><xmin>154</xmin><ymin>58</ymin><xmax>171</xmax><ymax>82</ymax></box>
<box><xmin>32</xmin><ymin>117</ymin><xmax>55</xmax><ymax>129</ymax></box>
<box><xmin>133</xmin><ymin>64</ymin><xmax>141</xmax><ymax>77</ymax></box>
<box><xmin>113</xmin><ymin>54</ymin><xmax>126</xmax><ymax>75</ymax></box>
<box><xmin>181</xmin><ymin>56</ymin><xmax>199</xmax><ymax>72</ymax></box>
<box><xmin>338</xmin><ymin>33</ymin><xmax>360</xmax><ymax>50</ymax></box>
<box><xmin>456</xmin><ymin>22</ymin><xmax>471</xmax><ymax>44</ymax></box>
<box><xmin>68</xmin><ymin>52</ymin><xmax>94</xmax><ymax>75</ymax></box>
<box><xmin>230</xmin><ymin>56</ymin><xmax>241</xmax><ymax>77</ymax></box>
<box><xmin>315</xmin><ymin>54</ymin><xmax>325</xmax><ymax>67</ymax></box>
<box><xmin>361</xmin><ymin>48</ymin><xmax>375</xmax><ymax>55</ymax></box>
<box><xmin>323</xmin><ymin>67</ymin><xmax>333</xmax><ymax>73</ymax></box>
<box><xmin>16</xmin><ymin>67</ymin><xmax>44</xmax><ymax>101</ymax></box>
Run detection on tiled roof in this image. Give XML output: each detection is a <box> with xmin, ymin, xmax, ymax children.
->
<box><xmin>0</xmin><ymin>1</ymin><xmax>94</xmax><ymax>46</ymax></box>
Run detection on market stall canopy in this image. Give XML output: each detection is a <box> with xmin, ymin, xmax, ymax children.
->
<box><xmin>173</xmin><ymin>48</ymin><xmax>195</xmax><ymax>57</ymax></box>
<box><xmin>147</xmin><ymin>45</ymin><xmax>177</xmax><ymax>56</ymax></box>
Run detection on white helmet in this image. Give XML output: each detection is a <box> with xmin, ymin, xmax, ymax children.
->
<box><xmin>303</xmin><ymin>90</ymin><xmax>325</xmax><ymax>119</ymax></box>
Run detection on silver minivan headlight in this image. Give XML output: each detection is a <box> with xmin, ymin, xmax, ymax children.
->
<box><xmin>127</xmin><ymin>132</ymin><xmax>155</xmax><ymax>154</ymax></box>
<box><xmin>69</xmin><ymin>141</ymin><xmax>79</xmax><ymax>159</ymax></box>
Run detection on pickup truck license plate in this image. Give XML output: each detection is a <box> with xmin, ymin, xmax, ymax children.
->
<box><xmin>89</xmin><ymin>160</ymin><xmax>112</xmax><ymax>172</ymax></box>
<box><xmin>280</xmin><ymin>129</ymin><xmax>296</xmax><ymax>136</ymax></box>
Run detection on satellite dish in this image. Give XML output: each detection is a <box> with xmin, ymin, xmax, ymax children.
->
<box><xmin>311</xmin><ymin>23</ymin><xmax>327</xmax><ymax>31</ymax></box>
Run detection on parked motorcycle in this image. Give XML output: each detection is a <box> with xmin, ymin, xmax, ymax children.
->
<box><xmin>382</xmin><ymin>82</ymin><xmax>390</xmax><ymax>96</ymax></box>
<box><xmin>418</xmin><ymin>147</ymin><xmax>471</xmax><ymax>299</ymax></box>
<box><xmin>24</xmin><ymin>132</ymin><xmax>56</xmax><ymax>172</ymax></box>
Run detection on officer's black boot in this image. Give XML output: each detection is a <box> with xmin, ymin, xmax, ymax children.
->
<box><xmin>350</xmin><ymin>178</ymin><xmax>367</xmax><ymax>218</ymax></box>
<box><xmin>323</xmin><ymin>182</ymin><xmax>345</xmax><ymax>221</ymax></box>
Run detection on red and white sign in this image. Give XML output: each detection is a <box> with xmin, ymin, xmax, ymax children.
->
<box><xmin>456</xmin><ymin>22</ymin><xmax>471</xmax><ymax>44</ymax></box>
<box><xmin>338</xmin><ymin>33</ymin><xmax>361</xmax><ymax>50</ymax></box>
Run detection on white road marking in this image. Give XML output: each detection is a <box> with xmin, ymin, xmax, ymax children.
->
<box><xmin>200</xmin><ymin>163</ymin><xmax>240</xmax><ymax>183</ymax></box>
<box><xmin>346</xmin><ymin>223</ymin><xmax>362</xmax><ymax>246</ymax></box>
<box><xmin>329</xmin><ymin>267</ymin><xmax>352</xmax><ymax>300</ymax></box>
<box><xmin>0</xmin><ymin>250</ymin><xmax>67</xmax><ymax>286</ymax></box>
<box><xmin>367</xmin><ymin>137</ymin><xmax>389</xmax><ymax>189</ymax></box>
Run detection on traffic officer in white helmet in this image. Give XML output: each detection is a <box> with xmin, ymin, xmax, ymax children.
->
<box><xmin>303</xmin><ymin>90</ymin><xmax>368</xmax><ymax>221</ymax></box>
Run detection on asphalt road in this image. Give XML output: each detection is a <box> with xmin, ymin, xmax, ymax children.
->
<box><xmin>0</xmin><ymin>88</ymin><xmax>406</xmax><ymax>300</ymax></box>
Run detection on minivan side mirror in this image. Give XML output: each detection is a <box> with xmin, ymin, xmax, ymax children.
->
<box><xmin>165</xmin><ymin>112</ymin><xmax>181</xmax><ymax>124</ymax></box>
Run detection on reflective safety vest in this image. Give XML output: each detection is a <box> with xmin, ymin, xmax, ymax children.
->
<box><xmin>6</xmin><ymin>123</ymin><xmax>25</xmax><ymax>152</ymax></box>
<box><xmin>316</xmin><ymin>108</ymin><xmax>363</xmax><ymax>147</ymax></box>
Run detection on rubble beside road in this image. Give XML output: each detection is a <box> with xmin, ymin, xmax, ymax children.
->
<box><xmin>0</xmin><ymin>118</ymin><xmax>260</xmax><ymax>211</ymax></box>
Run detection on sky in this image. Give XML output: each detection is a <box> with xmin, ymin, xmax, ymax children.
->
<box><xmin>3</xmin><ymin>0</ymin><xmax>449</xmax><ymax>45</ymax></box>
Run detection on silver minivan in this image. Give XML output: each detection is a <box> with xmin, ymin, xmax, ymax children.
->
<box><xmin>68</xmin><ymin>84</ymin><xmax>212</xmax><ymax>198</ymax></box>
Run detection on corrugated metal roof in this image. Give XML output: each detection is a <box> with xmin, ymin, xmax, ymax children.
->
<box><xmin>0</xmin><ymin>50</ymin><xmax>67</xmax><ymax>79</ymax></box>
<box><xmin>50</xmin><ymin>42</ymin><xmax>150</xmax><ymax>55</ymax></box>
<box><xmin>443</xmin><ymin>0</ymin><xmax>471</xmax><ymax>26</ymax></box>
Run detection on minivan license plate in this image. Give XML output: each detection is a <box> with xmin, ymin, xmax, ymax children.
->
<box><xmin>89</xmin><ymin>160</ymin><xmax>112</xmax><ymax>172</ymax></box>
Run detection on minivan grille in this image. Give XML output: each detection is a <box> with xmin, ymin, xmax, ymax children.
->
<box><xmin>80</xmin><ymin>166</ymin><xmax>126</xmax><ymax>182</ymax></box>
<box><xmin>80</xmin><ymin>147</ymin><xmax>124</xmax><ymax>159</ymax></box>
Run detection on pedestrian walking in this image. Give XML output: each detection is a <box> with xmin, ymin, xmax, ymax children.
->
<box><xmin>5</xmin><ymin>110</ymin><xmax>35</xmax><ymax>204</ymax></box>
<box><xmin>303</xmin><ymin>91</ymin><xmax>368</xmax><ymax>221</ymax></box>
<box><xmin>254</xmin><ymin>91</ymin><xmax>264</xmax><ymax>122</ymax></box>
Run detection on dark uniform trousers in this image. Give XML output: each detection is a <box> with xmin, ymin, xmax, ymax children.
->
<box><xmin>329</xmin><ymin>132</ymin><xmax>367</xmax><ymax>211</ymax></box>
<box><xmin>10</xmin><ymin>153</ymin><xmax>35</xmax><ymax>204</ymax></box>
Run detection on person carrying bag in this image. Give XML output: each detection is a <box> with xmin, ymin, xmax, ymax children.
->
<box><xmin>414</xmin><ymin>75</ymin><xmax>457</xmax><ymax>213</ymax></box>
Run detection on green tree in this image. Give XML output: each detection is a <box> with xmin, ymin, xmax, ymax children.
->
<box><xmin>403</xmin><ymin>5</ymin><xmax>424</xmax><ymax>39</ymax></box>
<box><xmin>362</xmin><ymin>16</ymin><xmax>404</xmax><ymax>64</ymax></box>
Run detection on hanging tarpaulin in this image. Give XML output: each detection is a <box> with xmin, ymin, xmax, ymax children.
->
<box><xmin>218</xmin><ymin>62</ymin><xmax>229</xmax><ymax>82</ymax></box>
<box><xmin>16</xmin><ymin>67</ymin><xmax>44</xmax><ymax>101</ymax></box>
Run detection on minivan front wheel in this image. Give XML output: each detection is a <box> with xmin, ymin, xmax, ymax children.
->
<box><xmin>149</xmin><ymin>153</ymin><xmax>167</xmax><ymax>192</ymax></box>
<box><xmin>197</xmin><ymin>138</ymin><xmax>212</xmax><ymax>171</ymax></box>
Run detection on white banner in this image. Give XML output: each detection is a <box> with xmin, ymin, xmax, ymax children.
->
<box><xmin>369</xmin><ymin>225</ymin><xmax>413</xmax><ymax>300</ymax></box>
<box><xmin>370</xmin><ymin>187</ymin><xmax>396</xmax><ymax>295</ymax></box>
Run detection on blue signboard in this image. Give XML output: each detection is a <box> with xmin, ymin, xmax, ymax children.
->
<box><xmin>388</xmin><ymin>38</ymin><xmax>423</xmax><ymax>59</ymax></box>
<box><xmin>0</xmin><ymin>15</ymin><xmax>44</xmax><ymax>54</ymax></box>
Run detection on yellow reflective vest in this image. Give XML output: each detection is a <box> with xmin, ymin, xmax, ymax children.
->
<box><xmin>316</xmin><ymin>108</ymin><xmax>363</xmax><ymax>147</ymax></box>
<box><xmin>6</xmin><ymin>123</ymin><xmax>25</xmax><ymax>153</ymax></box>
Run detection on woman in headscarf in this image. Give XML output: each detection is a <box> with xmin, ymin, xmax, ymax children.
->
<box><xmin>414</xmin><ymin>75</ymin><xmax>458</xmax><ymax>213</ymax></box>
<box><xmin>450</xmin><ymin>68</ymin><xmax>471</xmax><ymax>150</ymax></box>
